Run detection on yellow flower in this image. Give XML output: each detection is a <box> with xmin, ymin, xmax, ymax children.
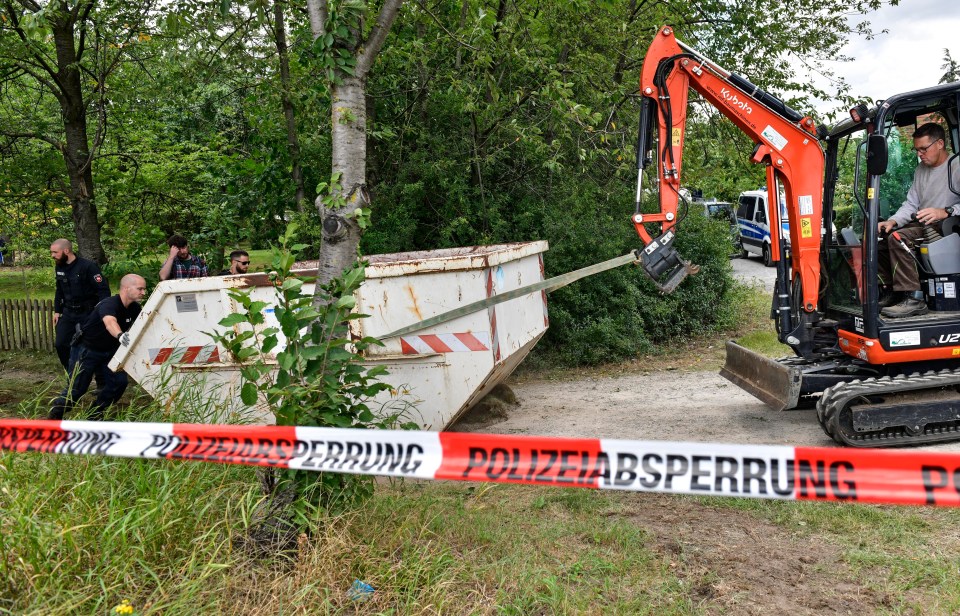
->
<box><xmin>113</xmin><ymin>599</ymin><xmax>135</xmax><ymax>614</ymax></box>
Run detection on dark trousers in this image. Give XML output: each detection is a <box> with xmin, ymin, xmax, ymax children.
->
<box><xmin>878</xmin><ymin>223</ymin><xmax>938</xmax><ymax>292</ymax></box>
<box><xmin>49</xmin><ymin>344</ymin><xmax>128</xmax><ymax>420</ymax></box>
<box><xmin>54</xmin><ymin>310</ymin><xmax>90</xmax><ymax>371</ymax></box>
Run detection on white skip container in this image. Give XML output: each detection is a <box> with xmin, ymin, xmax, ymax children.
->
<box><xmin>109</xmin><ymin>242</ymin><xmax>549</xmax><ymax>429</ymax></box>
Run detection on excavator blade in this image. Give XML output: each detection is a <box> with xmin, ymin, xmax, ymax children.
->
<box><xmin>720</xmin><ymin>340</ymin><xmax>802</xmax><ymax>411</ymax></box>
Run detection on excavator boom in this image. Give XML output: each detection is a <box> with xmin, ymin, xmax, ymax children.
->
<box><xmin>635</xmin><ymin>26</ymin><xmax>826</xmax><ymax>358</ymax></box>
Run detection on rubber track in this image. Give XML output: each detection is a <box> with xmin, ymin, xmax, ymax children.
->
<box><xmin>817</xmin><ymin>369</ymin><xmax>960</xmax><ymax>447</ymax></box>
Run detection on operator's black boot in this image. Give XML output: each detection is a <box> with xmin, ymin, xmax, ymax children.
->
<box><xmin>878</xmin><ymin>287</ymin><xmax>901</xmax><ymax>308</ymax></box>
<box><xmin>881</xmin><ymin>291</ymin><xmax>928</xmax><ymax>318</ymax></box>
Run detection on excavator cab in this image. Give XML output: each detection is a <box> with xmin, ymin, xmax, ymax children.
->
<box><xmin>821</xmin><ymin>85</ymin><xmax>960</xmax><ymax>340</ymax></box>
<box><xmin>730</xmin><ymin>83</ymin><xmax>960</xmax><ymax>447</ymax></box>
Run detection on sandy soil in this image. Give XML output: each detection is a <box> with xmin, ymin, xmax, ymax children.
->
<box><xmin>457</xmin><ymin>370</ymin><xmax>825</xmax><ymax>446</ymax></box>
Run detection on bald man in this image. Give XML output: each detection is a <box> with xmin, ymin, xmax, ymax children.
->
<box><xmin>49</xmin><ymin>274</ymin><xmax>147</xmax><ymax>421</ymax></box>
<box><xmin>50</xmin><ymin>238</ymin><xmax>110</xmax><ymax>371</ymax></box>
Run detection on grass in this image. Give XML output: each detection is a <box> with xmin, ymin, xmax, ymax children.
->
<box><xmin>0</xmin><ymin>267</ymin><xmax>54</xmax><ymax>301</ymax></box>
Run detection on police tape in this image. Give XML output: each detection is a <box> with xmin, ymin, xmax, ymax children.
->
<box><xmin>4</xmin><ymin>418</ymin><xmax>960</xmax><ymax>507</ymax></box>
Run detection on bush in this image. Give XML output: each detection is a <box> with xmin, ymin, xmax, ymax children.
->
<box><xmin>364</xmin><ymin>174</ymin><xmax>739</xmax><ymax>367</ymax></box>
<box><xmin>515</xmin><ymin>186</ymin><xmax>739</xmax><ymax>366</ymax></box>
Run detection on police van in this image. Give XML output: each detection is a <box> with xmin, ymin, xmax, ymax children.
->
<box><xmin>736</xmin><ymin>189</ymin><xmax>790</xmax><ymax>267</ymax></box>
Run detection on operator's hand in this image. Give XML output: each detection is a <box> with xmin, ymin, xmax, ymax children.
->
<box><xmin>53</xmin><ymin>312</ymin><xmax>60</xmax><ymax>326</ymax></box>
<box><xmin>917</xmin><ymin>207</ymin><xmax>949</xmax><ymax>226</ymax></box>
<box><xmin>118</xmin><ymin>331</ymin><xmax>130</xmax><ymax>347</ymax></box>
<box><xmin>878</xmin><ymin>219</ymin><xmax>898</xmax><ymax>235</ymax></box>
<box><xmin>168</xmin><ymin>245</ymin><xmax>180</xmax><ymax>260</ymax></box>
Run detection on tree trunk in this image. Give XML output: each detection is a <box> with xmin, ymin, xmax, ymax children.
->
<box><xmin>317</xmin><ymin>74</ymin><xmax>367</xmax><ymax>284</ymax></box>
<box><xmin>307</xmin><ymin>0</ymin><xmax>404</xmax><ymax>292</ymax></box>
<box><xmin>52</xmin><ymin>17</ymin><xmax>106</xmax><ymax>263</ymax></box>
<box><xmin>272</xmin><ymin>0</ymin><xmax>305</xmax><ymax>211</ymax></box>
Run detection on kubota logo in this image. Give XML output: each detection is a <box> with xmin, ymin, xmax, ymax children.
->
<box><xmin>720</xmin><ymin>88</ymin><xmax>753</xmax><ymax>114</ymax></box>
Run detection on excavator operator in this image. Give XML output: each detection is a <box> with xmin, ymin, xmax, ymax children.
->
<box><xmin>877</xmin><ymin>122</ymin><xmax>960</xmax><ymax>318</ymax></box>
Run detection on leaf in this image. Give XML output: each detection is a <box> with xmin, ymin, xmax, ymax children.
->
<box><xmin>334</xmin><ymin>295</ymin><xmax>357</xmax><ymax>310</ymax></box>
<box><xmin>300</xmin><ymin>346</ymin><xmax>327</xmax><ymax>359</ymax></box>
<box><xmin>240</xmin><ymin>382</ymin><xmax>258</xmax><ymax>406</ymax></box>
<box><xmin>281</xmin><ymin>278</ymin><xmax>303</xmax><ymax>292</ymax></box>
<box><xmin>218</xmin><ymin>313</ymin><xmax>248</xmax><ymax>327</ymax></box>
<box><xmin>262</xmin><ymin>336</ymin><xmax>278</xmax><ymax>354</ymax></box>
<box><xmin>278</xmin><ymin>353</ymin><xmax>296</xmax><ymax>371</ymax></box>
<box><xmin>248</xmin><ymin>301</ymin><xmax>270</xmax><ymax>314</ymax></box>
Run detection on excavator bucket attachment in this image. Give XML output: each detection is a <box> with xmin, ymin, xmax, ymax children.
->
<box><xmin>636</xmin><ymin>230</ymin><xmax>700</xmax><ymax>294</ymax></box>
<box><xmin>720</xmin><ymin>340</ymin><xmax>802</xmax><ymax>411</ymax></box>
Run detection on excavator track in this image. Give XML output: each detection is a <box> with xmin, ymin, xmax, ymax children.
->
<box><xmin>818</xmin><ymin>369</ymin><xmax>960</xmax><ymax>447</ymax></box>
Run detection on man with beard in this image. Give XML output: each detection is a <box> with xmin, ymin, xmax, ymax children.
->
<box><xmin>49</xmin><ymin>274</ymin><xmax>147</xmax><ymax>420</ymax></box>
<box><xmin>50</xmin><ymin>239</ymin><xmax>111</xmax><ymax>372</ymax></box>
<box><xmin>218</xmin><ymin>249</ymin><xmax>250</xmax><ymax>276</ymax></box>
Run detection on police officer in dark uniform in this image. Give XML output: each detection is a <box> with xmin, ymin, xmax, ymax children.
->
<box><xmin>49</xmin><ymin>274</ymin><xmax>146</xmax><ymax>420</ymax></box>
<box><xmin>50</xmin><ymin>238</ymin><xmax>111</xmax><ymax>372</ymax></box>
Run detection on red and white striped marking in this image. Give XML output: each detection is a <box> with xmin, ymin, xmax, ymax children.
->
<box><xmin>9</xmin><ymin>418</ymin><xmax>960</xmax><ymax>507</ymax></box>
<box><xmin>149</xmin><ymin>345</ymin><xmax>221</xmax><ymax>365</ymax></box>
<box><xmin>400</xmin><ymin>332</ymin><xmax>491</xmax><ymax>355</ymax></box>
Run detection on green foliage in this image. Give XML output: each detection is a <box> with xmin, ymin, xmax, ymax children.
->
<box><xmin>100</xmin><ymin>254</ymin><xmax>163</xmax><ymax>292</ymax></box>
<box><xmin>305</xmin><ymin>0</ymin><xmax>363</xmax><ymax>82</ymax></box>
<box><xmin>210</xmin><ymin>224</ymin><xmax>407</xmax><ymax>515</ymax></box>
<box><xmin>0</xmin><ymin>0</ymin><xmax>910</xmax><ymax>367</ymax></box>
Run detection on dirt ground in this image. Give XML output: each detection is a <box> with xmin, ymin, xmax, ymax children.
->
<box><xmin>451</xmin><ymin>370</ymin><xmax>933</xmax><ymax>614</ymax></box>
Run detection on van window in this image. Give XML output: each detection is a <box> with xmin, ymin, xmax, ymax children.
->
<box><xmin>737</xmin><ymin>196</ymin><xmax>755</xmax><ymax>219</ymax></box>
<box><xmin>755</xmin><ymin>201</ymin><xmax>766</xmax><ymax>224</ymax></box>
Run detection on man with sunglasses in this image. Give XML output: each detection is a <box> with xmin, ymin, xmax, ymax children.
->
<box><xmin>877</xmin><ymin>122</ymin><xmax>960</xmax><ymax>317</ymax></box>
<box><xmin>219</xmin><ymin>250</ymin><xmax>251</xmax><ymax>276</ymax></box>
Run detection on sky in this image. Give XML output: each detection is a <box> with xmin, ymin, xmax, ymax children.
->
<box><xmin>814</xmin><ymin>0</ymin><xmax>960</xmax><ymax>113</ymax></box>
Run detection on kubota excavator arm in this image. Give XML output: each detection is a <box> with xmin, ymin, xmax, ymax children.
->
<box><xmin>635</xmin><ymin>26</ymin><xmax>827</xmax><ymax>355</ymax></box>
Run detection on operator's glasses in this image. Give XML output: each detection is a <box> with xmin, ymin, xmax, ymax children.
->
<box><xmin>913</xmin><ymin>139</ymin><xmax>942</xmax><ymax>154</ymax></box>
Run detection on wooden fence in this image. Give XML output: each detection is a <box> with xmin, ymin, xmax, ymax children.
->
<box><xmin>0</xmin><ymin>299</ymin><xmax>55</xmax><ymax>351</ymax></box>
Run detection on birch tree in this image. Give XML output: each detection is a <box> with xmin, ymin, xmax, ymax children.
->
<box><xmin>305</xmin><ymin>0</ymin><xmax>403</xmax><ymax>287</ymax></box>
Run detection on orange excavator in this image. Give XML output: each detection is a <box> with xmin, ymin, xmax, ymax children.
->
<box><xmin>635</xmin><ymin>26</ymin><xmax>960</xmax><ymax>447</ymax></box>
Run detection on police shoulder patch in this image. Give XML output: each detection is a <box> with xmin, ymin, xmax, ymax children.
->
<box><xmin>94</xmin><ymin>274</ymin><xmax>103</xmax><ymax>283</ymax></box>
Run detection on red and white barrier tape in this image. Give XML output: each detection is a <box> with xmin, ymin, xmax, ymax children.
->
<box><xmin>4</xmin><ymin>418</ymin><xmax>960</xmax><ymax>507</ymax></box>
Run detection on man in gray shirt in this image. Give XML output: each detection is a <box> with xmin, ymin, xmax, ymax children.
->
<box><xmin>877</xmin><ymin>122</ymin><xmax>960</xmax><ymax>317</ymax></box>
